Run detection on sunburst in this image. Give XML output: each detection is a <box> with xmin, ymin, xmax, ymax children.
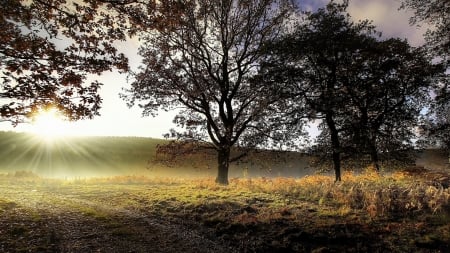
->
<box><xmin>31</xmin><ymin>107</ymin><xmax>70</xmax><ymax>143</ymax></box>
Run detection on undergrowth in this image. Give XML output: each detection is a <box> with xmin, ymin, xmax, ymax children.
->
<box><xmin>227</xmin><ymin>169</ymin><xmax>450</xmax><ymax>218</ymax></box>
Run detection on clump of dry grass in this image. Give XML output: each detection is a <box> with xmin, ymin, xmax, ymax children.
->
<box><xmin>337</xmin><ymin>169</ymin><xmax>450</xmax><ymax>217</ymax></box>
<box><xmin>226</xmin><ymin>168</ymin><xmax>450</xmax><ymax>218</ymax></box>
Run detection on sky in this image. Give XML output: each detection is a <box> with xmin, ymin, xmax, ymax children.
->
<box><xmin>0</xmin><ymin>0</ymin><xmax>428</xmax><ymax>139</ymax></box>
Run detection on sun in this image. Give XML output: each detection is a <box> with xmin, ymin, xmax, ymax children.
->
<box><xmin>31</xmin><ymin>108</ymin><xmax>70</xmax><ymax>142</ymax></box>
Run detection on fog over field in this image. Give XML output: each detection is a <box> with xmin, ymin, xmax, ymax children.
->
<box><xmin>1</xmin><ymin>131</ymin><xmax>447</xmax><ymax>179</ymax></box>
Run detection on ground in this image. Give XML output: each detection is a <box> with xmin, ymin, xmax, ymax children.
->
<box><xmin>0</xmin><ymin>171</ymin><xmax>449</xmax><ymax>253</ymax></box>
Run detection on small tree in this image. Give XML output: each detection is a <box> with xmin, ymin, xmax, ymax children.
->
<box><xmin>123</xmin><ymin>0</ymin><xmax>296</xmax><ymax>184</ymax></box>
<box><xmin>1</xmin><ymin>0</ymin><xmax>129</xmax><ymax>124</ymax></box>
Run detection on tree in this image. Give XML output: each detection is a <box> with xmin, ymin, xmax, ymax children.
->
<box><xmin>400</xmin><ymin>0</ymin><xmax>449</xmax><ymax>159</ymax></box>
<box><xmin>260</xmin><ymin>1</ymin><xmax>441</xmax><ymax>179</ymax></box>
<box><xmin>400</xmin><ymin>0</ymin><xmax>449</xmax><ymax>66</ymax></box>
<box><xmin>342</xmin><ymin>38</ymin><xmax>441</xmax><ymax>171</ymax></box>
<box><xmin>260</xmin><ymin>1</ymin><xmax>378</xmax><ymax>181</ymax></box>
<box><xmin>1</xmin><ymin>0</ymin><xmax>129</xmax><ymax>125</ymax></box>
<box><xmin>123</xmin><ymin>0</ymin><xmax>296</xmax><ymax>184</ymax></box>
<box><xmin>420</xmin><ymin>87</ymin><xmax>450</xmax><ymax>156</ymax></box>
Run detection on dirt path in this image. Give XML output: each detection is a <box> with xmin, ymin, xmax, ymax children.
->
<box><xmin>0</xmin><ymin>185</ymin><xmax>235</xmax><ymax>253</ymax></box>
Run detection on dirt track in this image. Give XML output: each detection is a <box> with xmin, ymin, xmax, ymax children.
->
<box><xmin>0</xmin><ymin>184</ymin><xmax>235</xmax><ymax>253</ymax></box>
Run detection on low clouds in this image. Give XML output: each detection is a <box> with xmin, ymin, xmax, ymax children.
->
<box><xmin>298</xmin><ymin>0</ymin><xmax>329</xmax><ymax>12</ymax></box>
<box><xmin>297</xmin><ymin>0</ymin><xmax>428</xmax><ymax>47</ymax></box>
<box><xmin>347</xmin><ymin>0</ymin><xmax>427</xmax><ymax>46</ymax></box>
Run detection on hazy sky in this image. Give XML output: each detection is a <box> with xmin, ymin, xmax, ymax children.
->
<box><xmin>0</xmin><ymin>0</ymin><xmax>428</xmax><ymax>138</ymax></box>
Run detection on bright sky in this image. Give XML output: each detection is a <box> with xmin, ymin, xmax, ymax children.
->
<box><xmin>0</xmin><ymin>0</ymin><xmax>428</xmax><ymax>138</ymax></box>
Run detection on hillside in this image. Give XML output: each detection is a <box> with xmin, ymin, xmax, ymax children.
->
<box><xmin>0</xmin><ymin>131</ymin><xmax>314</xmax><ymax>178</ymax></box>
<box><xmin>0</xmin><ymin>131</ymin><xmax>448</xmax><ymax>178</ymax></box>
<box><xmin>0</xmin><ymin>131</ymin><xmax>162</xmax><ymax>178</ymax></box>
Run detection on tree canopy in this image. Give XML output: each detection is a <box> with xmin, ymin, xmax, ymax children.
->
<box><xmin>400</xmin><ymin>0</ymin><xmax>449</xmax><ymax>156</ymax></box>
<box><xmin>400</xmin><ymin>0</ymin><xmax>449</xmax><ymax>66</ymax></box>
<box><xmin>259</xmin><ymin>1</ymin><xmax>441</xmax><ymax>180</ymax></box>
<box><xmin>0</xmin><ymin>0</ymin><xmax>128</xmax><ymax>124</ymax></box>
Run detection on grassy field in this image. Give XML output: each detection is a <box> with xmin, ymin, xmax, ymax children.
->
<box><xmin>1</xmin><ymin>131</ymin><xmax>450</xmax><ymax>252</ymax></box>
<box><xmin>0</xmin><ymin>170</ymin><xmax>450</xmax><ymax>252</ymax></box>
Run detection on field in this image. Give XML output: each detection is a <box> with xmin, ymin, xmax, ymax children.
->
<box><xmin>1</xmin><ymin>170</ymin><xmax>450</xmax><ymax>252</ymax></box>
<box><xmin>1</xmin><ymin>131</ymin><xmax>450</xmax><ymax>252</ymax></box>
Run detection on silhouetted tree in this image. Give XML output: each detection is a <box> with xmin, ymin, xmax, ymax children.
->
<box><xmin>342</xmin><ymin>38</ymin><xmax>441</xmax><ymax>171</ymax></box>
<box><xmin>260</xmin><ymin>1</ymin><xmax>441</xmax><ymax>179</ymax></box>
<box><xmin>420</xmin><ymin>88</ymin><xmax>450</xmax><ymax>157</ymax></box>
<box><xmin>400</xmin><ymin>0</ymin><xmax>449</xmax><ymax>159</ymax></box>
<box><xmin>400</xmin><ymin>0</ymin><xmax>449</xmax><ymax>66</ymax></box>
<box><xmin>122</xmin><ymin>0</ymin><xmax>296</xmax><ymax>184</ymax></box>
<box><xmin>1</xmin><ymin>0</ymin><xmax>129</xmax><ymax>124</ymax></box>
<box><xmin>260</xmin><ymin>1</ymin><xmax>377</xmax><ymax>181</ymax></box>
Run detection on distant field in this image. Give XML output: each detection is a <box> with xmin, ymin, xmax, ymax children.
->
<box><xmin>0</xmin><ymin>131</ymin><xmax>447</xmax><ymax>178</ymax></box>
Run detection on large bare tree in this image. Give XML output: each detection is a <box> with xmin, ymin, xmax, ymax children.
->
<box><xmin>123</xmin><ymin>0</ymin><xmax>296</xmax><ymax>184</ymax></box>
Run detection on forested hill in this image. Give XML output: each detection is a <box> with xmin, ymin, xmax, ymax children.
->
<box><xmin>0</xmin><ymin>131</ymin><xmax>313</xmax><ymax>178</ymax></box>
<box><xmin>0</xmin><ymin>131</ymin><xmax>162</xmax><ymax>178</ymax></box>
<box><xmin>0</xmin><ymin>131</ymin><xmax>447</xmax><ymax>178</ymax></box>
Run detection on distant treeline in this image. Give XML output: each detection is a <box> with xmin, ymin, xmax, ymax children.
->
<box><xmin>0</xmin><ymin>131</ymin><xmax>446</xmax><ymax>178</ymax></box>
<box><xmin>0</xmin><ymin>131</ymin><xmax>315</xmax><ymax>178</ymax></box>
<box><xmin>0</xmin><ymin>131</ymin><xmax>162</xmax><ymax>178</ymax></box>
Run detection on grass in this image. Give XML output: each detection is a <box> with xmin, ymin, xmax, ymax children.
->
<box><xmin>2</xmin><ymin>131</ymin><xmax>448</xmax><ymax>251</ymax></box>
<box><xmin>1</xmin><ymin>170</ymin><xmax>449</xmax><ymax>252</ymax></box>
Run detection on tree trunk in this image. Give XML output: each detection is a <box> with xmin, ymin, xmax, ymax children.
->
<box><xmin>447</xmin><ymin>149</ymin><xmax>450</xmax><ymax>165</ymax></box>
<box><xmin>332</xmin><ymin>150</ymin><xmax>341</xmax><ymax>182</ymax></box>
<box><xmin>326</xmin><ymin>112</ymin><xmax>342</xmax><ymax>182</ymax></box>
<box><xmin>369</xmin><ymin>136</ymin><xmax>380</xmax><ymax>171</ymax></box>
<box><xmin>216</xmin><ymin>147</ymin><xmax>230</xmax><ymax>185</ymax></box>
